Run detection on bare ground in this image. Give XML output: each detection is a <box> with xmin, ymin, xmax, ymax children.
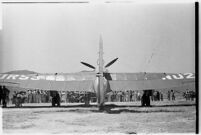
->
<box><xmin>3</xmin><ymin>101</ymin><xmax>196</xmax><ymax>134</ymax></box>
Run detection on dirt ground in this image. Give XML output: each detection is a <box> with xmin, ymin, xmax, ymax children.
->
<box><xmin>3</xmin><ymin>100</ymin><xmax>196</xmax><ymax>134</ymax></box>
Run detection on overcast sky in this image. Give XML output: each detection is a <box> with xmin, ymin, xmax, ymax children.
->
<box><xmin>0</xmin><ymin>2</ymin><xmax>195</xmax><ymax>73</ymax></box>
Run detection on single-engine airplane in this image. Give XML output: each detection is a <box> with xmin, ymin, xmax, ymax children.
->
<box><xmin>0</xmin><ymin>36</ymin><xmax>195</xmax><ymax>110</ymax></box>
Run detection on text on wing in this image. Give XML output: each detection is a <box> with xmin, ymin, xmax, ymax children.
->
<box><xmin>162</xmin><ymin>73</ymin><xmax>195</xmax><ymax>80</ymax></box>
<box><xmin>0</xmin><ymin>74</ymin><xmax>87</xmax><ymax>81</ymax></box>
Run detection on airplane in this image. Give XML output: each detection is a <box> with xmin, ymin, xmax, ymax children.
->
<box><xmin>0</xmin><ymin>36</ymin><xmax>195</xmax><ymax>110</ymax></box>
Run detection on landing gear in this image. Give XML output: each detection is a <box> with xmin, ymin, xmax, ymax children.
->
<box><xmin>141</xmin><ymin>90</ymin><xmax>151</xmax><ymax>107</ymax></box>
<box><xmin>98</xmin><ymin>103</ymin><xmax>105</xmax><ymax>111</ymax></box>
<box><xmin>50</xmin><ymin>91</ymin><xmax>60</xmax><ymax>107</ymax></box>
<box><xmin>97</xmin><ymin>92</ymin><xmax>105</xmax><ymax>111</ymax></box>
<box><xmin>52</xmin><ymin>96</ymin><xmax>60</xmax><ymax>107</ymax></box>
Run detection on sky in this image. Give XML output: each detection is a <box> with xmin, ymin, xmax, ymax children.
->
<box><xmin>0</xmin><ymin>1</ymin><xmax>195</xmax><ymax>73</ymax></box>
<box><xmin>0</xmin><ymin>1</ymin><xmax>2</xmax><ymax>30</ymax></box>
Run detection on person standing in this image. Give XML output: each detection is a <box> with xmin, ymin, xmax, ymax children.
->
<box><xmin>134</xmin><ymin>91</ymin><xmax>137</xmax><ymax>102</ymax></box>
<box><xmin>170</xmin><ymin>90</ymin><xmax>175</xmax><ymax>101</ymax></box>
<box><xmin>40</xmin><ymin>91</ymin><xmax>43</xmax><ymax>103</ymax></box>
<box><xmin>12</xmin><ymin>91</ymin><xmax>17</xmax><ymax>104</ymax></box>
<box><xmin>0</xmin><ymin>86</ymin><xmax>2</xmax><ymax>105</ymax></box>
<box><xmin>172</xmin><ymin>90</ymin><xmax>175</xmax><ymax>101</ymax></box>
<box><xmin>185</xmin><ymin>89</ymin><xmax>190</xmax><ymax>101</ymax></box>
<box><xmin>2</xmin><ymin>86</ymin><xmax>9</xmax><ymax>108</ymax></box>
<box><xmin>125</xmin><ymin>91</ymin><xmax>129</xmax><ymax>102</ymax></box>
<box><xmin>137</xmin><ymin>91</ymin><xmax>141</xmax><ymax>101</ymax></box>
<box><xmin>38</xmin><ymin>90</ymin><xmax>42</xmax><ymax>103</ymax></box>
<box><xmin>36</xmin><ymin>90</ymin><xmax>39</xmax><ymax>103</ymax></box>
<box><xmin>27</xmin><ymin>90</ymin><xmax>31</xmax><ymax>103</ymax></box>
<box><xmin>130</xmin><ymin>91</ymin><xmax>133</xmax><ymax>102</ymax></box>
<box><xmin>15</xmin><ymin>92</ymin><xmax>23</xmax><ymax>107</ymax></box>
<box><xmin>119</xmin><ymin>91</ymin><xmax>123</xmax><ymax>102</ymax></box>
<box><xmin>160</xmin><ymin>92</ymin><xmax>163</xmax><ymax>101</ymax></box>
<box><xmin>32</xmin><ymin>90</ymin><xmax>36</xmax><ymax>103</ymax></box>
<box><xmin>117</xmin><ymin>91</ymin><xmax>121</xmax><ymax>102</ymax></box>
<box><xmin>84</xmin><ymin>92</ymin><xmax>90</xmax><ymax>106</ymax></box>
<box><xmin>167</xmin><ymin>91</ymin><xmax>170</xmax><ymax>101</ymax></box>
<box><xmin>156</xmin><ymin>91</ymin><xmax>160</xmax><ymax>101</ymax></box>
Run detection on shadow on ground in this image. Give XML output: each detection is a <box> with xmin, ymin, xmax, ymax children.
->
<box><xmin>4</xmin><ymin>103</ymin><xmax>195</xmax><ymax>109</ymax></box>
<box><xmin>3</xmin><ymin>103</ymin><xmax>195</xmax><ymax>114</ymax></box>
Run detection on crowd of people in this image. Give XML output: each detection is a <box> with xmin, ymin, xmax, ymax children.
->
<box><xmin>9</xmin><ymin>90</ymin><xmax>50</xmax><ymax>106</ymax></box>
<box><xmin>183</xmin><ymin>89</ymin><xmax>195</xmax><ymax>101</ymax></box>
<box><xmin>5</xmin><ymin>90</ymin><xmax>160</xmax><ymax>106</ymax></box>
<box><xmin>106</xmin><ymin>91</ymin><xmax>142</xmax><ymax>102</ymax></box>
<box><xmin>9</xmin><ymin>90</ymin><xmax>95</xmax><ymax>106</ymax></box>
<box><xmin>106</xmin><ymin>90</ymin><xmax>164</xmax><ymax>102</ymax></box>
<box><xmin>0</xmin><ymin>85</ymin><xmax>196</xmax><ymax>108</ymax></box>
<box><xmin>167</xmin><ymin>90</ymin><xmax>175</xmax><ymax>101</ymax></box>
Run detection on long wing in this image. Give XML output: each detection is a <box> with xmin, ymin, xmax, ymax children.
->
<box><xmin>104</xmin><ymin>72</ymin><xmax>195</xmax><ymax>91</ymax></box>
<box><xmin>0</xmin><ymin>72</ymin><xmax>96</xmax><ymax>92</ymax></box>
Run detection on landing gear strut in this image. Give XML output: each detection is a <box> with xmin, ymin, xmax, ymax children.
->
<box><xmin>50</xmin><ymin>91</ymin><xmax>60</xmax><ymax>107</ymax></box>
<box><xmin>98</xmin><ymin>103</ymin><xmax>105</xmax><ymax>111</ymax></box>
<box><xmin>141</xmin><ymin>90</ymin><xmax>151</xmax><ymax>107</ymax></box>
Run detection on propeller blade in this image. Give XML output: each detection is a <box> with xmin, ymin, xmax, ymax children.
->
<box><xmin>105</xmin><ymin>58</ymin><xmax>118</xmax><ymax>68</ymax></box>
<box><xmin>81</xmin><ymin>62</ymin><xmax>96</xmax><ymax>69</ymax></box>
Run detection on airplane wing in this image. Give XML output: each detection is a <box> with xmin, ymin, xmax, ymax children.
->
<box><xmin>0</xmin><ymin>72</ymin><xmax>96</xmax><ymax>92</ymax></box>
<box><xmin>0</xmin><ymin>72</ymin><xmax>195</xmax><ymax>92</ymax></box>
<box><xmin>104</xmin><ymin>72</ymin><xmax>195</xmax><ymax>91</ymax></box>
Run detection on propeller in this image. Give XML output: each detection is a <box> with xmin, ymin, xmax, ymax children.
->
<box><xmin>105</xmin><ymin>58</ymin><xmax>118</xmax><ymax>68</ymax></box>
<box><xmin>81</xmin><ymin>62</ymin><xmax>96</xmax><ymax>69</ymax></box>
